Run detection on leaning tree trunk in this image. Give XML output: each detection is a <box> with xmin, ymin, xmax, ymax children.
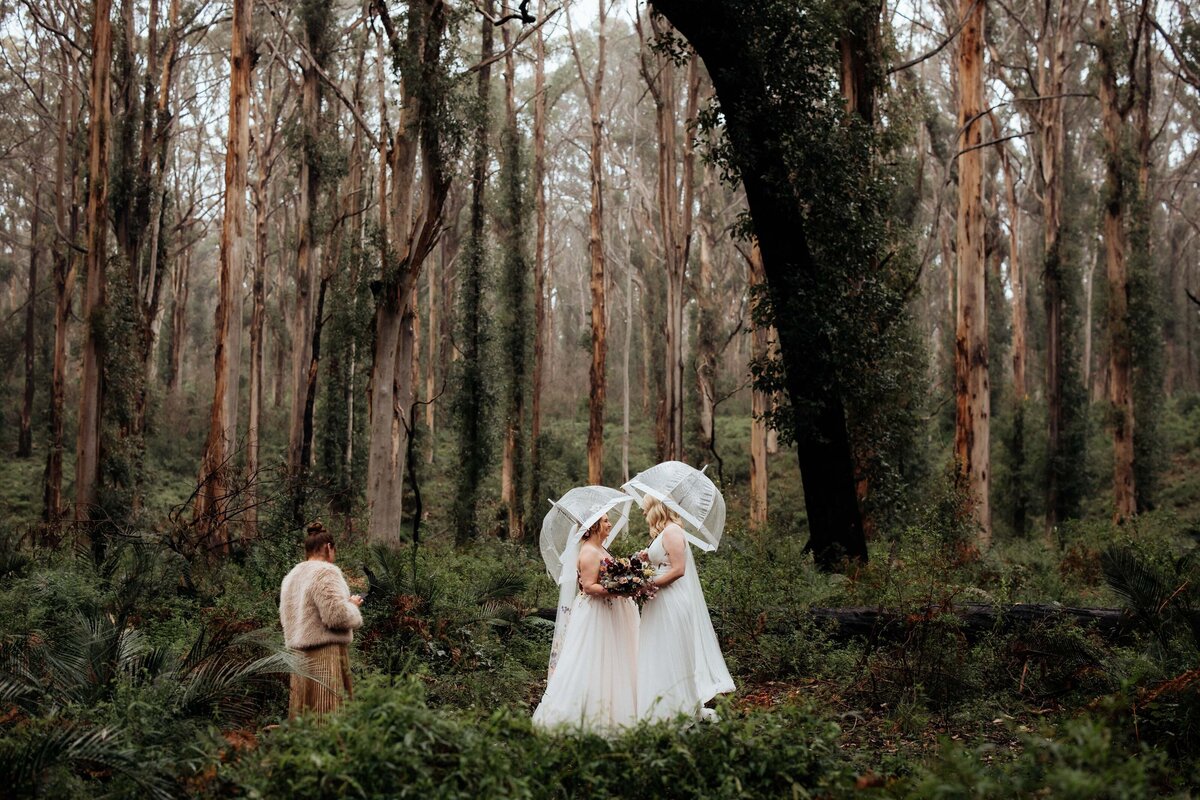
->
<box><xmin>194</xmin><ymin>0</ymin><xmax>251</xmax><ymax>549</ymax></box>
<box><xmin>953</xmin><ymin>0</ymin><xmax>991</xmax><ymax>547</ymax></box>
<box><xmin>651</xmin><ymin>0</ymin><xmax>867</xmax><ymax>569</ymax></box>
<box><xmin>1098</xmin><ymin>0</ymin><xmax>1136</xmax><ymax>521</ymax></box>
<box><xmin>76</xmin><ymin>0</ymin><xmax>115</xmax><ymax>524</ymax></box>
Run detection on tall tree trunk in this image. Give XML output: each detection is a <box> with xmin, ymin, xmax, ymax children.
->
<box><xmin>247</xmin><ymin>175</ymin><xmax>266</xmax><ymax>538</ymax></box>
<box><xmin>639</xmin><ymin>13</ymin><xmax>699</xmax><ymax>461</ymax></box>
<box><xmin>569</xmin><ymin>1</ymin><xmax>608</xmax><ymax>484</ymax></box>
<box><xmin>167</xmin><ymin>242</ymin><xmax>190</xmax><ymax>396</ymax></box>
<box><xmin>44</xmin><ymin>75</ymin><xmax>80</xmax><ymax>523</ymax></box>
<box><xmin>1000</xmin><ymin>145</ymin><xmax>1026</xmax><ymax>400</ymax></box>
<box><xmin>1097</xmin><ymin>0</ymin><xmax>1136</xmax><ymax>521</ymax></box>
<box><xmin>288</xmin><ymin>24</ymin><xmax>324</xmax><ymax>482</ymax></box>
<box><xmin>650</xmin><ymin>0</ymin><xmax>868</xmax><ymax>569</ymax></box>
<box><xmin>76</xmin><ymin>0</ymin><xmax>115</xmax><ymax>523</ymax></box>
<box><xmin>449</xmin><ymin>4</ymin><xmax>494</xmax><ymax>545</ymax></box>
<box><xmin>194</xmin><ymin>0</ymin><xmax>251</xmax><ymax>548</ymax></box>
<box><xmin>499</xmin><ymin>6</ymin><xmax>529</xmax><ymax>539</ymax></box>
<box><xmin>953</xmin><ymin>0</ymin><xmax>990</xmax><ymax>547</ymax></box>
<box><xmin>529</xmin><ymin>0</ymin><xmax>548</xmax><ymax>522</ymax></box>
<box><xmin>696</xmin><ymin>164</ymin><xmax>718</xmax><ymax>458</ymax></box>
<box><xmin>18</xmin><ymin>179</ymin><xmax>40</xmax><ymax>458</ymax></box>
<box><xmin>1038</xmin><ymin>0</ymin><xmax>1074</xmax><ymax>537</ymax></box>
<box><xmin>748</xmin><ymin>243</ymin><xmax>769</xmax><ymax>529</ymax></box>
<box><xmin>366</xmin><ymin>0</ymin><xmax>451</xmax><ymax>545</ymax></box>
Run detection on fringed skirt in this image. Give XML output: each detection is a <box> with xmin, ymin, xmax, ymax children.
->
<box><xmin>289</xmin><ymin>642</ymin><xmax>352</xmax><ymax>719</ymax></box>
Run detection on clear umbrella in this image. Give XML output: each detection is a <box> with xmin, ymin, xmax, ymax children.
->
<box><xmin>539</xmin><ymin>485</ymin><xmax>633</xmax><ymax>580</ymax></box>
<box><xmin>622</xmin><ymin>461</ymin><xmax>726</xmax><ymax>551</ymax></box>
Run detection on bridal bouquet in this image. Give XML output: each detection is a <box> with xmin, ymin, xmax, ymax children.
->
<box><xmin>599</xmin><ymin>555</ymin><xmax>657</xmax><ymax>607</ymax></box>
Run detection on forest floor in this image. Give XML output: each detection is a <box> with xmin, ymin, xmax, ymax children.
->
<box><xmin>4</xmin><ymin>401</ymin><xmax>1200</xmax><ymax>796</ymax></box>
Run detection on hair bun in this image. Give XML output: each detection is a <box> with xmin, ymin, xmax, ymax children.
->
<box><xmin>306</xmin><ymin>521</ymin><xmax>326</xmax><ymax>535</ymax></box>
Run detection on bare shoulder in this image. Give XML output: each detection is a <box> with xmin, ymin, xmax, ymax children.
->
<box><xmin>662</xmin><ymin>523</ymin><xmax>687</xmax><ymax>546</ymax></box>
<box><xmin>577</xmin><ymin>543</ymin><xmax>603</xmax><ymax>569</ymax></box>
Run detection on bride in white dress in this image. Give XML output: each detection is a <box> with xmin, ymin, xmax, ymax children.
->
<box><xmin>533</xmin><ymin>502</ymin><xmax>639</xmax><ymax>732</ymax></box>
<box><xmin>635</xmin><ymin>494</ymin><xmax>735</xmax><ymax>722</ymax></box>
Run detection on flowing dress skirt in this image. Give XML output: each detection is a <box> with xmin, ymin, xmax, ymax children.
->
<box><xmin>637</xmin><ymin>533</ymin><xmax>735</xmax><ymax>722</ymax></box>
<box><xmin>532</xmin><ymin>593</ymin><xmax>639</xmax><ymax>733</ymax></box>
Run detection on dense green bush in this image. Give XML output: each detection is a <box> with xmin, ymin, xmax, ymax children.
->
<box><xmin>888</xmin><ymin>718</ymin><xmax>1188</xmax><ymax>799</ymax></box>
<box><xmin>225</xmin><ymin>678</ymin><xmax>851</xmax><ymax>800</ymax></box>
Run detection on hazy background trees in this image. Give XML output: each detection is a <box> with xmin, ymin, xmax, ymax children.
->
<box><xmin>1</xmin><ymin>0</ymin><xmax>1199</xmax><ymax>566</ymax></box>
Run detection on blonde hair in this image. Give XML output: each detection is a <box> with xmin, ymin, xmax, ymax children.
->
<box><xmin>643</xmin><ymin>495</ymin><xmax>682</xmax><ymax>535</ymax></box>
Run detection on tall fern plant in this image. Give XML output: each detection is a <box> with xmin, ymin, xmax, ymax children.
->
<box><xmin>0</xmin><ymin>541</ymin><xmax>305</xmax><ymax>797</ymax></box>
<box><xmin>1101</xmin><ymin>544</ymin><xmax>1200</xmax><ymax>666</ymax></box>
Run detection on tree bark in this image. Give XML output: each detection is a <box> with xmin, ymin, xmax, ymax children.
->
<box><xmin>639</xmin><ymin>13</ymin><xmax>699</xmax><ymax>461</ymax></box>
<box><xmin>18</xmin><ymin>178</ymin><xmax>40</xmax><ymax>458</ymax></box>
<box><xmin>953</xmin><ymin>0</ymin><xmax>991</xmax><ymax>547</ymax></box>
<box><xmin>1000</xmin><ymin>144</ymin><xmax>1026</xmax><ymax>400</ymax></box>
<box><xmin>44</xmin><ymin>73</ymin><xmax>80</xmax><ymax>523</ymax></box>
<box><xmin>194</xmin><ymin>0</ymin><xmax>251</xmax><ymax>548</ymax></box>
<box><xmin>1098</xmin><ymin>0</ymin><xmax>1136</xmax><ymax>521</ymax></box>
<box><xmin>366</xmin><ymin>0</ymin><xmax>452</xmax><ymax>545</ymax></box>
<box><xmin>748</xmin><ymin>243</ymin><xmax>769</xmax><ymax>529</ymax></box>
<box><xmin>651</xmin><ymin>0</ymin><xmax>868</xmax><ymax>569</ymax></box>
<box><xmin>1033</xmin><ymin>0</ymin><xmax>1075</xmax><ymax>537</ymax></box>
<box><xmin>569</xmin><ymin>1</ymin><xmax>608</xmax><ymax>484</ymax></box>
<box><xmin>529</xmin><ymin>0</ymin><xmax>548</xmax><ymax>513</ymax></box>
<box><xmin>75</xmin><ymin>0</ymin><xmax>115</xmax><ymax>523</ymax></box>
<box><xmin>288</xmin><ymin>18</ymin><xmax>324</xmax><ymax>482</ymax></box>
<box><xmin>499</xmin><ymin>5</ymin><xmax>528</xmax><ymax>539</ymax></box>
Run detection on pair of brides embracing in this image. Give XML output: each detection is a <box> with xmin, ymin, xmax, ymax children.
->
<box><xmin>532</xmin><ymin>463</ymin><xmax>734</xmax><ymax>733</ymax></box>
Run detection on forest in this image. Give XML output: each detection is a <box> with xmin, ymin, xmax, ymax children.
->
<box><xmin>2</xmin><ymin>0</ymin><xmax>1200</xmax><ymax>796</ymax></box>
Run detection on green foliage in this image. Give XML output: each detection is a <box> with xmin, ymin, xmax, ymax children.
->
<box><xmin>450</xmin><ymin>229</ymin><xmax>495</xmax><ymax>544</ymax></box>
<box><xmin>1128</xmin><ymin>156</ymin><xmax>1166</xmax><ymax>513</ymax></box>
<box><xmin>316</xmin><ymin>246</ymin><xmax>374</xmax><ymax>514</ymax></box>
<box><xmin>699</xmin><ymin>0</ymin><xmax>930</xmax><ymax>539</ymax></box>
<box><xmin>0</xmin><ymin>536</ymin><xmax>301</xmax><ymax>797</ymax></box>
<box><xmin>1045</xmin><ymin>133</ymin><xmax>1093</xmax><ymax>526</ymax></box>
<box><xmin>890</xmin><ymin>718</ymin><xmax>1182</xmax><ymax>799</ymax></box>
<box><xmin>495</xmin><ymin>112</ymin><xmax>532</xmax><ymax>539</ymax></box>
<box><xmin>228</xmin><ymin>678</ymin><xmax>852</xmax><ymax>800</ymax></box>
<box><xmin>97</xmin><ymin>258</ymin><xmax>148</xmax><ymax>536</ymax></box>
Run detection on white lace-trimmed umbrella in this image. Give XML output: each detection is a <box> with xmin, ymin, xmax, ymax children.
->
<box><xmin>622</xmin><ymin>461</ymin><xmax>727</xmax><ymax>551</ymax></box>
<box><xmin>539</xmin><ymin>486</ymin><xmax>633</xmax><ymax>580</ymax></box>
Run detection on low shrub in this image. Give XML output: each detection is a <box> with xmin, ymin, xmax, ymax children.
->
<box><xmin>225</xmin><ymin>678</ymin><xmax>852</xmax><ymax>800</ymax></box>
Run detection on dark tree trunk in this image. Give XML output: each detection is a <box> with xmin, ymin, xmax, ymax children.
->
<box><xmin>651</xmin><ymin>0</ymin><xmax>867</xmax><ymax>569</ymax></box>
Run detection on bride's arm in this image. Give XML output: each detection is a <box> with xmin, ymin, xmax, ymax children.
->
<box><xmin>578</xmin><ymin>547</ymin><xmax>611</xmax><ymax>597</ymax></box>
<box><xmin>652</xmin><ymin>525</ymin><xmax>687</xmax><ymax>589</ymax></box>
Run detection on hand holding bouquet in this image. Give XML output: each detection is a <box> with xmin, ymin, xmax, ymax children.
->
<box><xmin>599</xmin><ymin>554</ymin><xmax>658</xmax><ymax>607</ymax></box>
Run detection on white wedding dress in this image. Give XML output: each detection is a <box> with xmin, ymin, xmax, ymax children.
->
<box><xmin>637</xmin><ymin>524</ymin><xmax>735</xmax><ymax>722</ymax></box>
<box><xmin>532</xmin><ymin>550</ymin><xmax>640</xmax><ymax>733</ymax></box>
